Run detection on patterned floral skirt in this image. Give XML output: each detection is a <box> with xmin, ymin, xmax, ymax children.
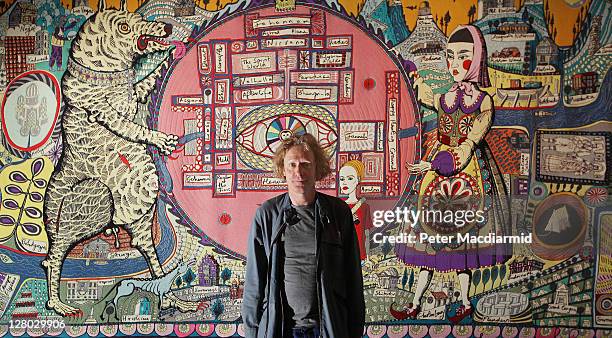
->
<box><xmin>394</xmin><ymin>144</ymin><xmax>511</xmax><ymax>272</ymax></box>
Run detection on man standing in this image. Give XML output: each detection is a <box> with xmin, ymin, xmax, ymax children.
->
<box><xmin>242</xmin><ymin>133</ymin><xmax>365</xmax><ymax>338</ymax></box>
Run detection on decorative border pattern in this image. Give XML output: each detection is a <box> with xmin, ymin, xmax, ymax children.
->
<box><xmin>1</xmin><ymin>323</ymin><xmax>609</xmax><ymax>337</ymax></box>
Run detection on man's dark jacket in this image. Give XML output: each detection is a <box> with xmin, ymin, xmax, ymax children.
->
<box><xmin>242</xmin><ymin>192</ymin><xmax>365</xmax><ymax>338</ymax></box>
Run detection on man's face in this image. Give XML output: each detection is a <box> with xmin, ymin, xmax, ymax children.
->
<box><xmin>283</xmin><ymin>145</ymin><xmax>316</xmax><ymax>195</ymax></box>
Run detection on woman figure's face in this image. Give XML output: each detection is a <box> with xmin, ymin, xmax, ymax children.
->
<box><xmin>446</xmin><ymin>42</ymin><xmax>474</xmax><ymax>82</ymax></box>
<box><xmin>339</xmin><ymin>165</ymin><xmax>359</xmax><ymax>196</ymax></box>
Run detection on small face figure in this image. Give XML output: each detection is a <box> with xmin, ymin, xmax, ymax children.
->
<box><xmin>339</xmin><ymin>165</ymin><xmax>359</xmax><ymax>196</ymax></box>
<box><xmin>446</xmin><ymin>42</ymin><xmax>474</xmax><ymax>82</ymax></box>
<box><xmin>280</xmin><ymin>130</ymin><xmax>292</xmax><ymax>140</ymax></box>
<box><xmin>283</xmin><ymin>145</ymin><xmax>316</xmax><ymax>195</ymax></box>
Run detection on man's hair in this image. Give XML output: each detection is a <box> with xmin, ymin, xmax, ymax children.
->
<box><xmin>272</xmin><ymin>133</ymin><xmax>332</xmax><ymax>181</ymax></box>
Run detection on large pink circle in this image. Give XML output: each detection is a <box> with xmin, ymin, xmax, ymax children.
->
<box><xmin>158</xmin><ymin>4</ymin><xmax>417</xmax><ymax>255</ymax></box>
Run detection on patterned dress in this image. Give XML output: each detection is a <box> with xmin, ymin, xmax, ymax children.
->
<box><xmin>395</xmin><ymin>87</ymin><xmax>511</xmax><ymax>272</ymax></box>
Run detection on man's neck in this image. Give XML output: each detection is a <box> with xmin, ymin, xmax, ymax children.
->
<box><xmin>288</xmin><ymin>190</ymin><xmax>316</xmax><ymax>206</ymax></box>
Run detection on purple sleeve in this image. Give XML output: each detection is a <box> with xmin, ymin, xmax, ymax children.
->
<box><xmin>431</xmin><ymin>151</ymin><xmax>456</xmax><ymax>176</ymax></box>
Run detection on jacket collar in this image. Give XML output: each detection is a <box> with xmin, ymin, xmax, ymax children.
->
<box><xmin>314</xmin><ymin>192</ymin><xmax>332</xmax><ymax>225</ymax></box>
<box><xmin>271</xmin><ymin>192</ymin><xmax>331</xmax><ymax>244</ymax></box>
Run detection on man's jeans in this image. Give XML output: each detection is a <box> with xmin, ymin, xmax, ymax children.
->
<box><xmin>292</xmin><ymin>326</ymin><xmax>320</xmax><ymax>338</ymax></box>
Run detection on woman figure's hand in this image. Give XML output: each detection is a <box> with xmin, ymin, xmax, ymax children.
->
<box><xmin>409</xmin><ymin>71</ymin><xmax>434</xmax><ymax>108</ymax></box>
<box><xmin>405</xmin><ymin>161</ymin><xmax>432</xmax><ymax>174</ymax></box>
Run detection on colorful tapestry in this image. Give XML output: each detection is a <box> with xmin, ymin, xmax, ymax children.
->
<box><xmin>0</xmin><ymin>0</ymin><xmax>610</xmax><ymax>336</ymax></box>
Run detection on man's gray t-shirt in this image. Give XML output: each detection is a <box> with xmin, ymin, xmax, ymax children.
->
<box><xmin>282</xmin><ymin>204</ymin><xmax>319</xmax><ymax>328</ymax></box>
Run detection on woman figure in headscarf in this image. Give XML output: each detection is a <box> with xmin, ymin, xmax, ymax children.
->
<box><xmin>392</xmin><ymin>25</ymin><xmax>511</xmax><ymax>323</ymax></box>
